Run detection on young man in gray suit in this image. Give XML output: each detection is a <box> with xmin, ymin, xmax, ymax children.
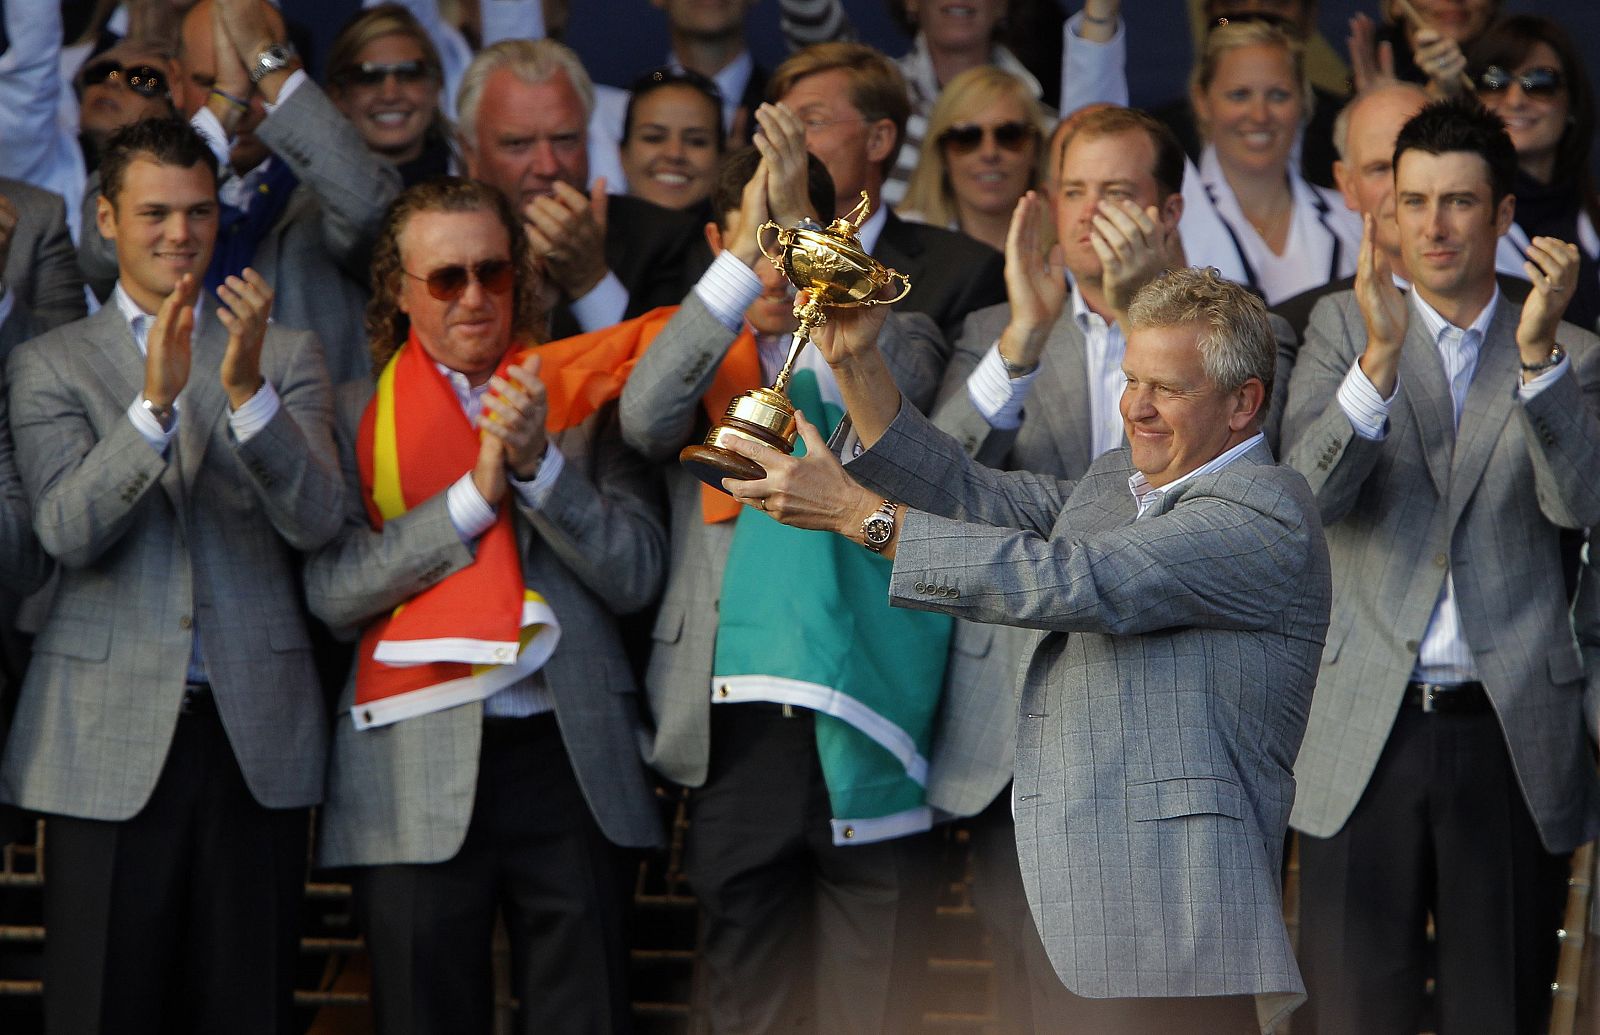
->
<box><xmin>1282</xmin><ymin>99</ymin><xmax>1600</xmax><ymax>1035</ymax></box>
<box><xmin>922</xmin><ymin>104</ymin><xmax>1185</xmax><ymax>1031</ymax></box>
<box><xmin>3</xmin><ymin>116</ymin><xmax>343</xmax><ymax>1034</ymax></box>
<box><xmin>719</xmin><ymin>266</ymin><xmax>1330</xmax><ymax>1034</ymax></box>
<box><xmin>304</xmin><ymin>176</ymin><xmax>664</xmax><ymax>1035</ymax></box>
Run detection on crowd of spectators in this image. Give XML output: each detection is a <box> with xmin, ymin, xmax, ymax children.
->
<box><xmin>1</xmin><ymin>0</ymin><xmax>1599</xmax><ymax>1033</ymax></box>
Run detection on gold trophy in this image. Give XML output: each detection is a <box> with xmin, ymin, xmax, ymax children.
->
<box><xmin>680</xmin><ymin>192</ymin><xmax>911</xmax><ymax>490</ymax></box>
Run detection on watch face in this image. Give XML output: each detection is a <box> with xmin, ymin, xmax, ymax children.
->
<box><xmin>864</xmin><ymin>514</ymin><xmax>893</xmax><ymax>545</ymax></box>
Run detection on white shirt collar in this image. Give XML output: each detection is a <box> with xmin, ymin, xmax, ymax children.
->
<box><xmin>1127</xmin><ymin>432</ymin><xmax>1264</xmax><ymax>518</ymax></box>
<box><xmin>113</xmin><ymin>281</ymin><xmax>204</xmax><ymax>356</ymax></box>
<box><xmin>1412</xmin><ymin>284</ymin><xmax>1499</xmax><ymax>344</ymax></box>
<box><xmin>857</xmin><ymin>202</ymin><xmax>889</xmax><ymax>256</ymax></box>
<box><xmin>670</xmin><ymin>49</ymin><xmax>753</xmax><ymax>135</ymax></box>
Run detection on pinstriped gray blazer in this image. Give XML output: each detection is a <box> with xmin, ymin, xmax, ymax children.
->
<box><xmin>617</xmin><ymin>294</ymin><xmax>948</xmax><ymax>789</ymax></box>
<box><xmin>306</xmin><ymin>383</ymin><xmax>666</xmax><ymax>867</ymax></box>
<box><xmin>844</xmin><ymin>401</ymin><xmax>1328</xmax><ymax>1021</ymax></box>
<box><xmin>2</xmin><ymin>300</ymin><xmax>343</xmax><ymax>819</ymax></box>
<box><xmin>924</xmin><ymin>300</ymin><xmax>1098</xmax><ymax>819</ymax></box>
<box><xmin>1281</xmin><ymin>290</ymin><xmax>1600</xmax><ymax>853</ymax></box>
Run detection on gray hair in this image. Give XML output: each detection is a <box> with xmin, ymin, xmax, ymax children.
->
<box><xmin>456</xmin><ymin>38</ymin><xmax>594</xmax><ymax>147</ymax></box>
<box><xmin>1126</xmin><ymin>267</ymin><xmax>1276</xmax><ymax>422</ymax></box>
<box><xmin>1332</xmin><ymin>81</ymin><xmax>1430</xmax><ymax>161</ymax></box>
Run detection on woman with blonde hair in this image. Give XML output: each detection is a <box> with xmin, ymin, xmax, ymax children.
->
<box><xmin>1180</xmin><ymin>19</ymin><xmax>1358</xmax><ymax>304</ymax></box>
<box><xmin>900</xmin><ymin>65</ymin><xmax>1047</xmax><ymax>252</ymax></box>
<box><xmin>327</xmin><ymin>4</ymin><xmax>456</xmax><ymax>185</ymax></box>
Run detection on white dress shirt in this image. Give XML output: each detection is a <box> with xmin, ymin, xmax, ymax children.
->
<box><xmin>1128</xmin><ymin>432</ymin><xmax>1264</xmax><ymax>519</ymax></box>
<box><xmin>1336</xmin><ymin>288</ymin><xmax>1567</xmax><ymax>683</ymax></box>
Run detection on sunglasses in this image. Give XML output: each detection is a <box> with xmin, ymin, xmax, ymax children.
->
<box><xmin>1476</xmin><ymin>65</ymin><xmax>1565</xmax><ymax>98</ymax></box>
<box><xmin>338</xmin><ymin>60</ymin><xmax>432</xmax><ymax>88</ymax></box>
<box><xmin>938</xmin><ymin>121</ymin><xmax>1036</xmax><ymax>156</ymax></box>
<box><xmin>403</xmin><ymin>259</ymin><xmax>514</xmax><ymax>301</ymax></box>
<box><xmin>80</xmin><ymin>60</ymin><xmax>169</xmax><ymax>98</ymax></box>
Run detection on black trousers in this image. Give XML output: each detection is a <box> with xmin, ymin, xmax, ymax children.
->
<box><xmin>1297</xmin><ymin>705</ymin><xmax>1570</xmax><ymax>1035</ymax></box>
<box><xmin>354</xmin><ymin>713</ymin><xmax>632</xmax><ymax>1035</ymax></box>
<box><xmin>684</xmin><ymin>703</ymin><xmax>913</xmax><ymax>1034</ymax></box>
<box><xmin>44</xmin><ymin>694</ymin><xmax>308</xmax><ymax>1035</ymax></box>
<box><xmin>967</xmin><ymin>790</ymin><xmax>1039</xmax><ymax>1035</ymax></box>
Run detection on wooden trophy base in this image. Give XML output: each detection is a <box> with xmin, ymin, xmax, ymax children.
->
<box><xmin>680</xmin><ymin>419</ymin><xmax>794</xmax><ymax>494</ymax></box>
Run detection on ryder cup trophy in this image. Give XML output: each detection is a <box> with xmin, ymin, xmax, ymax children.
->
<box><xmin>679</xmin><ymin>192</ymin><xmax>912</xmax><ymax>490</ymax></box>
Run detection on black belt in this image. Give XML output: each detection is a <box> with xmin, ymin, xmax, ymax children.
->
<box><xmin>1403</xmin><ymin>680</ymin><xmax>1490</xmax><ymax>713</ymax></box>
<box><xmin>178</xmin><ymin>681</ymin><xmax>214</xmax><ymax>716</ymax></box>
<box><xmin>716</xmin><ymin>700</ymin><xmax>805</xmax><ymax>719</ymax></box>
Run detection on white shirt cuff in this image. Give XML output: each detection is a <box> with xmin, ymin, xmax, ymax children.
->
<box><xmin>510</xmin><ymin>442</ymin><xmax>566</xmax><ymax>510</ymax></box>
<box><xmin>1518</xmin><ymin>353</ymin><xmax>1570</xmax><ymax>400</ymax></box>
<box><xmin>447</xmin><ymin>472</ymin><xmax>498</xmax><ymax>542</ymax></box>
<box><xmin>128</xmin><ymin>394</ymin><xmax>178</xmax><ymax>453</ymax></box>
<box><xmin>693</xmin><ymin>249</ymin><xmax>764</xmax><ymax>332</ymax></box>
<box><xmin>263</xmin><ymin>68</ymin><xmax>308</xmax><ymax>115</ymax></box>
<box><xmin>569</xmin><ymin>270</ymin><xmax>629</xmax><ymax>333</ymax></box>
<box><xmin>967</xmin><ymin>342</ymin><xmax>1041</xmax><ymax>431</ymax></box>
<box><xmin>227</xmin><ymin>380</ymin><xmax>280</xmax><ymax>443</ymax></box>
<box><xmin>1337</xmin><ymin>359</ymin><xmax>1394</xmax><ymax>441</ymax></box>
<box><xmin>190</xmin><ymin>107</ymin><xmax>232</xmax><ymax>169</ymax></box>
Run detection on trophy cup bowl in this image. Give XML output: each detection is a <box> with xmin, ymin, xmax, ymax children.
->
<box><xmin>679</xmin><ymin>193</ymin><xmax>911</xmax><ymax>492</ymax></box>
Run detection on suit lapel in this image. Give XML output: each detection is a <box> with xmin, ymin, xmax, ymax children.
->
<box><xmin>873</xmin><ymin>210</ymin><xmax>921</xmax><ymax>273</ymax></box>
<box><xmin>1444</xmin><ymin>303</ymin><xmax>1521</xmax><ymax>529</ymax></box>
<box><xmin>1035</xmin><ymin>317</ymin><xmax>1094</xmax><ymax>473</ymax></box>
<box><xmin>1397</xmin><ymin>308</ymin><xmax>1455</xmax><ymax>498</ymax></box>
<box><xmin>178</xmin><ymin>304</ymin><xmax>229</xmax><ymax>492</ymax></box>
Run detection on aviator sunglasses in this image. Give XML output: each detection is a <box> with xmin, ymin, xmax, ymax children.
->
<box><xmin>1476</xmin><ymin>65</ymin><xmax>1565</xmax><ymax>98</ymax></box>
<box><xmin>938</xmin><ymin>121</ymin><xmax>1036</xmax><ymax>156</ymax></box>
<box><xmin>79</xmin><ymin>60</ymin><xmax>170</xmax><ymax>98</ymax></box>
<box><xmin>338</xmin><ymin>60</ymin><xmax>432</xmax><ymax>88</ymax></box>
<box><xmin>403</xmin><ymin>259</ymin><xmax>515</xmax><ymax>301</ymax></box>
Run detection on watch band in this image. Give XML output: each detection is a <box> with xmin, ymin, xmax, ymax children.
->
<box><xmin>862</xmin><ymin>499</ymin><xmax>898</xmax><ymax>554</ymax></box>
<box><xmin>1521</xmin><ymin>344</ymin><xmax>1565</xmax><ymax>374</ymax></box>
<box><xmin>249</xmin><ymin>42</ymin><xmax>297</xmax><ymax>84</ymax></box>
<box><xmin>141</xmin><ymin>397</ymin><xmax>176</xmax><ymax>432</ymax></box>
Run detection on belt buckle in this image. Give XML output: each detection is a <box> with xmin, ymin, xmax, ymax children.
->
<box><xmin>1421</xmin><ymin>684</ymin><xmax>1436</xmax><ymax>713</ymax></box>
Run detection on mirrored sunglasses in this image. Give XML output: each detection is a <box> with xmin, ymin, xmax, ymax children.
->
<box><xmin>404</xmin><ymin>259</ymin><xmax>515</xmax><ymax>301</ymax></box>
<box><xmin>1476</xmin><ymin>65</ymin><xmax>1565</xmax><ymax>98</ymax></box>
<box><xmin>938</xmin><ymin>121</ymin><xmax>1037</xmax><ymax>156</ymax></box>
<box><xmin>339</xmin><ymin>60</ymin><xmax>432</xmax><ymax>88</ymax></box>
<box><xmin>80</xmin><ymin>60</ymin><xmax>169</xmax><ymax>98</ymax></box>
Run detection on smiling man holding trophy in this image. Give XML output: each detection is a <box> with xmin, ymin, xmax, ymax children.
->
<box><xmin>618</xmin><ymin>100</ymin><xmax>952</xmax><ymax>1034</ymax></box>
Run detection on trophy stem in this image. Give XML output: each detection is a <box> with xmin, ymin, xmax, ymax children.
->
<box><xmin>771</xmin><ymin>297</ymin><xmax>829</xmax><ymax>394</ymax></box>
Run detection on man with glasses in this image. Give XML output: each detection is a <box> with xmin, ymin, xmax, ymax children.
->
<box><xmin>304</xmin><ymin>175</ymin><xmax>664</xmax><ymax>1034</ymax></box>
<box><xmin>76</xmin><ymin>39</ymin><xmax>180</xmax><ymax>162</ymax></box>
<box><xmin>768</xmin><ymin>42</ymin><xmax>1006</xmax><ymax>343</ymax></box>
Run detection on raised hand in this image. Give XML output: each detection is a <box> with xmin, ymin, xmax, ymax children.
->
<box><xmin>523</xmin><ymin>180</ymin><xmax>610</xmax><ymax>300</ymax></box>
<box><xmin>216</xmin><ymin>268</ymin><xmax>273</xmax><ymax>409</ymax></box>
<box><xmin>1517</xmin><ymin>235</ymin><xmax>1581</xmax><ymax>373</ymax></box>
<box><xmin>753</xmin><ymin>102</ymin><xmax>816</xmax><ymax>227</ymax></box>
<box><xmin>727</xmin><ymin>158</ymin><xmax>771</xmax><ymax>268</ymax></box>
<box><xmin>1347</xmin><ymin>12</ymin><xmax>1398</xmax><ymax>93</ymax></box>
<box><xmin>1091</xmin><ymin>197</ymin><xmax>1170</xmax><ymax>324</ymax></box>
<box><xmin>804</xmin><ymin>292</ymin><xmax>891</xmax><ymax>369</ymax></box>
<box><xmin>1354</xmin><ymin>213</ymin><xmax>1408</xmax><ymax>397</ymax></box>
<box><xmin>998</xmin><ymin>191</ymin><xmax>1066</xmax><ymax>372</ymax></box>
<box><xmin>720</xmin><ymin>408</ymin><xmax>883</xmax><ymax>542</ymax></box>
<box><xmin>1411</xmin><ymin>28</ymin><xmax>1470</xmax><ymax>97</ymax></box>
<box><xmin>144</xmin><ymin>273</ymin><xmax>200</xmax><ymax>409</ymax></box>
<box><xmin>480</xmin><ymin>352</ymin><xmax>549</xmax><ymax>480</ymax></box>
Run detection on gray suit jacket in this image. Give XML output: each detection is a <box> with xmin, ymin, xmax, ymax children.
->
<box><xmin>923</xmin><ymin>301</ymin><xmax>1099</xmax><ymax>819</ymax></box>
<box><xmin>1282</xmin><ymin>289</ymin><xmax>1600</xmax><ymax>853</ymax></box>
<box><xmin>79</xmin><ymin>83</ymin><xmax>397</xmax><ymax>386</ymax></box>
<box><xmin>2</xmin><ymin>300</ymin><xmax>343</xmax><ymax>819</ymax></box>
<box><xmin>845</xmin><ymin>402</ymin><xmax>1327</xmax><ymax>1023</ymax></box>
<box><xmin>0</xmin><ymin>177</ymin><xmax>85</xmax><ymax>359</ymax></box>
<box><xmin>306</xmin><ymin>381</ymin><xmax>667</xmax><ymax>866</ymax></box>
<box><xmin>0</xmin><ymin>367</ymin><xmax>51</xmax><ymax>765</ymax></box>
<box><xmin>618</xmin><ymin>294</ymin><xmax>948</xmax><ymax>789</ymax></box>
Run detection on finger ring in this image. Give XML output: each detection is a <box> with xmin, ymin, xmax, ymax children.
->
<box><xmin>756</xmin><ymin>497</ymin><xmax>767</xmax><ymax>511</ymax></box>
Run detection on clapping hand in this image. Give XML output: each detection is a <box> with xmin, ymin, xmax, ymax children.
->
<box><xmin>998</xmin><ymin>191</ymin><xmax>1065</xmax><ymax>372</ymax></box>
<box><xmin>217</xmin><ymin>268</ymin><xmax>273</xmax><ymax>409</ymax></box>
<box><xmin>144</xmin><ymin>273</ymin><xmax>200</xmax><ymax>409</ymax></box>
<box><xmin>1354</xmin><ymin>213</ymin><xmax>1407</xmax><ymax>397</ymax></box>
<box><xmin>524</xmin><ymin>181</ymin><xmax>610</xmax><ymax>300</ymax></box>
<box><xmin>1091</xmin><ymin>198</ymin><xmax>1171</xmax><ymax>325</ymax></box>
<box><xmin>1516</xmin><ymin>236</ymin><xmax>1581</xmax><ymax>375</ymax></box>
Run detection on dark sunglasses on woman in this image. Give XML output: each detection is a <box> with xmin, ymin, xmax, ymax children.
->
<box><xmin>338</xmin><ymin>60</ymin><xmax>433</xmax><ymax>88</ymax></box>
<box><xmin>403</xmin><ymin>259</ymin><xmax>515</xmax><ymax>302</ymax></box>
<box><xmin>79</xmin><ymin>60</ymin><xmax>169</xmax><ymax>98</ymax></box>
<box><xmin>1476</xmin><ymin>65</ymin><xmax>1565</xmax><ymax>98</ymax></box>
<box><xmin>938</xmin><ymin>121</ymin><xmax>1036</xmax><ymax>156</ymax></box>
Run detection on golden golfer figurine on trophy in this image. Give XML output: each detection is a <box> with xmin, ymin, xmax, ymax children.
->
<box><xmin>680</xmin><ymin>192</ymin><xmax>911</xmax><ymax>490</ymax></box>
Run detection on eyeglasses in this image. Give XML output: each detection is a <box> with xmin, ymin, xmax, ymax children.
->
<box><xmin>938</xmin><ymin>121</ymin><xmax>1037</xmax><ymax>156</ymax></box>
<box><xmin>403</xmin><ymin>259</ymin><xmax>515</xmax><ymax>301</ymax></box>
<box><xmin>80</xmin><ymin>60</ymin><xmax>170</xmax><ymax>98</ymax></box>
<box><xmin>1475</xmin><ymin>65</ymin><xmax>1565</xmax><ymax>98</ymax></box>
<box><xmin>338</xmin><ymin>60</ymin><xmax>432</xmax><ymax>88</ymax></box>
